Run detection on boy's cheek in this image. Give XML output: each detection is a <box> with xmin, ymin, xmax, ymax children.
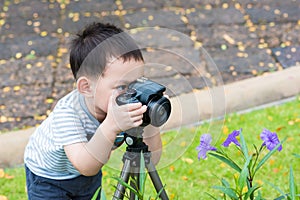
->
<box><xmin>94</xmin><ymin>100</ymin><xmax>108</xmax><ymax>113</ymax></box>
<box><xmin>101</xmin><ymin>102</ymin><xmax>109</xmax><ymax>113</ymax></box>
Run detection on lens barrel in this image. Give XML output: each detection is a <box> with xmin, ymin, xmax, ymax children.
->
<box><xmin>147</xmin><ymin>96</ymin><xmax>171</xmax><ymax>127</ymax></box>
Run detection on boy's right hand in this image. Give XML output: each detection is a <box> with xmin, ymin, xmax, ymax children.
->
<box><xmin>102</xmin><ymin>91</ymin><xmax>147</xmax><ymax>134</ymax></box>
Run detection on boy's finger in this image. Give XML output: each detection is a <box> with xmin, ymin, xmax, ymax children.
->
<box><xmin>129</xmin><ymin>105</ymin><xmax>147</xmax><ymax>117</ymax></box>
<box><xmin>131</xmin><ymin>115</ymin><xmax>144</xmax><ymax>123</ymax></box>
<box><xmin>132</xmin><ymin>119</ymin><xmax>143</xmax><ymax>127</ymax></box>
<box><xmin>126</xmin><ymin>102</ymin><xmax>143</xmax><ymax>111</ymax></box>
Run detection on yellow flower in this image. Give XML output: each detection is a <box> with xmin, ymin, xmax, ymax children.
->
<box><xmin>242</xmin><ymin>186</ymin><xmax>248</xmax><ymax>193</ymax></box>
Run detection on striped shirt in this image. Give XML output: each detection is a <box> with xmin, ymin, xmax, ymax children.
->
<box><xmin>24</xmin><ymin>90</ymin><xmax>100</xmax><ymax>180</ymax></box>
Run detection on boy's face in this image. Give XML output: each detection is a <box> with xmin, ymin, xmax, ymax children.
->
<box><xmin>90</xmin><ymin>58</ymin><xmax>144</xmax><ymax>120</ymax></box>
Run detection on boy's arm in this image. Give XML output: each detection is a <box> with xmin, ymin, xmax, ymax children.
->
<box><xmin>143</xmin><ymin>125</ymin><xmax>162</xmax><ymax>165</ymax></box>
<box><xmin>64</xmin><ymin>94</ymin><xmax>147</xmax><ymax>176</ymax></box>
<box><xmin>64</xmin><ymin>121</ymin><xmax>117</xmax><ymax>176</ymax></box>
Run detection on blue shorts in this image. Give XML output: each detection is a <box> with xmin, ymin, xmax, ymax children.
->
<box><xmin>25</xmin><ymin>165</ymin><xmax>102</xmax><ymax>200</ymax></box>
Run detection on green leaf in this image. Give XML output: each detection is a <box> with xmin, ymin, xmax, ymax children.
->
<box><xmin>25</xmin><ymin>53</ymin><xmax>36</xmax><ymax>60</ymax></box>
<box><xmin>139</xmin><ymin>151</ymin><xmax>146</xmax><ymax>196</ymax></box>
<box><xmin>289</xmin><ymin>166</ymin><xmax>296</xmax><ymax>200</ymax></box>
<box><xmin>255</xmin><ymin>191</ymin><xmax>262</xmax><ymax>200</ymax></box>
<box><xmin>243</xmin><ymin>185</ymin><xmax>260</xmax><ymax>200</ymax></box>
<box><xmin>111</xmin><ymin>177</ymin><xmax>140</xmax><ymax>198</ymax></box>
<box><xmin>154</xmin><ymin>184</ymin><xmax>167</xmax><ymax>200</ymax></box>
<box><xmin>101</xmin><ymin>190</ymin><xmax>107</xmax><ymax>200</ymax></box>
<box><xmin>209</xmin><ymin>152</ymin><xmax>241</xmax><ymax>173</ymax></box>
<box><xmin>264</xmin><ymin>180</ymin><xmax>286</xmax><ymax>197</ymax></box>
<box><xmin>205</xmin><ymin>192</ymin><xmax>219</xmax><ymax>199</ymax></box>
<box><xmin>91</xmin><ymin>186</ymin><xmax>103</xmax><ymax>200</ymax></box>
<box><xmin>255</xmin><ymin>138</ymin><xmax>286</xmax><ymax>173</ymax></box>
<box><xmin>238</xmin><ymin>156</ymin><xmax>251</xmax><ymax>193</ymax></box>
<box><xmin>221</xmin><ymin>178</ymin><xmax>231</xmax><ymax>188</ymax></box>
<box><xmin>112</xmin><ymin>185</ymin><xmax>130</xmax><ymax>199</ymax></box>
<box><xmin>274</xmin><ymin>196</ymin><xmax>286</xmax><ymax>200</ymax></box>
<box><xmin>212</xmin><ymin>185</ymin><xmax>239</xmax><ymax>200</ymax></box>
<box><xmin>293</xmin><ymin>153</ymin><xmax>300</xmax><ymax>158</ymax></box>
<box><xmin>254</xmin><ymin>190</ymin><xmax>267</xmax><ymax>200</ymax></box>
<box><xmin>239</xmin><ymin>129</ymin><xmax>249</xmax><ymax>161</ymax></box>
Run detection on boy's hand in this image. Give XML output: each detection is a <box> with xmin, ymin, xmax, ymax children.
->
<box><xmin>102</xmin><ymin>91</ymin><xmax>147</xmax><ymax>134</ymax></box>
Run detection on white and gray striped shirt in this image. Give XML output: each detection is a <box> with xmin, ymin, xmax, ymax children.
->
<box><xmin>24</xmin><ymin>90</ymin><xmax>100</xmax><ymax>180</ymax></box>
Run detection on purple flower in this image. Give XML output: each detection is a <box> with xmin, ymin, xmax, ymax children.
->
<box><xmin>196</xmin><ymin>134</ymin><xmax>217</xmax><ymax>160</ymax></box>
<box><xmin>222</xmin><ymin>129</ymin><xmax>241</xmax><ymax>147</ymax></box>
<box><xmin>260</xmin><ymin>129</ymin><xmax>282</xmax><ymax>151</ymax></box>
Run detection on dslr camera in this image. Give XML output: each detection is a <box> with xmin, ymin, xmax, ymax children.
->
<box><xmin>116</xmin><ymin>77</ymin><xmax>171</xmax><ymax>127</ymax></box>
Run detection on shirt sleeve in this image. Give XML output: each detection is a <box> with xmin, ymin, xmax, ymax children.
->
<box><xmin>52</xmin><ymin>106</ymin><xmax>88</xmax><ymax>146</ymax></box>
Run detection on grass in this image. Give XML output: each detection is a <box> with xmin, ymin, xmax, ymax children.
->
<box><xmin>0</xmin><ymin>97</ymin><xmax>299</xmax><ymax>199</ymax></box>
<box><xmin>0</xmin><ymin>167</ymin><xmax>26</xmax><ymax>200</ymax></box>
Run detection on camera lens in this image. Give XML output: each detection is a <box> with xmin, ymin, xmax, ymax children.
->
<box><xmin>147</xmin><ymin>96</ymin><xmax>171</xmax><ymax>127</ymax></box>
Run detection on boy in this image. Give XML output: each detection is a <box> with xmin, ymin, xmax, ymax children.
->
<box><xmin>24</xmin><ymin>22</ymin><xmax>162</xmax><ymax>199</ymax></box>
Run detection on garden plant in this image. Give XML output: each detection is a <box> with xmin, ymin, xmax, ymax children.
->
<box><xmin>196</xmin><ymin>128</ymin><xmax>298</xmax><ymax>199</ymax></box>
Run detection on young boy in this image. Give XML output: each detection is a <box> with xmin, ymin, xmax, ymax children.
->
<box><xmin>24</xmin><ymin>22</ymin><xmax>162</xmax><ymax>199</ymax></box>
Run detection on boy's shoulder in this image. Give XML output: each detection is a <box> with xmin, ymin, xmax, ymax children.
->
<box><xmin>55</xmin><ymin>90</ymin><xmax>80</xmax><ymax>109</ymax></box>
<box><xmin>52</xmin><ymin>89</ymin><xmax>99</xmax><ymax>126</ymax></box>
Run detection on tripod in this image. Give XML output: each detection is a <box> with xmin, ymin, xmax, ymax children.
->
<box><xmin>113</xmin><ymin>126</ymin><xmax>169</xmax><ymax>200</ymax></box>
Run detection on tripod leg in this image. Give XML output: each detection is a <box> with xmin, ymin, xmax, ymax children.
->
<box><xmin>113</xmin><ymin>159</ymin><xmax>131</xmax><ymax>200</ymax></box>
<box><xmin>129</xmin><ymin>163</ymin><xmax>141</xmax><ymax>200</ymax></box>
<box><xmin>129</xmin><ymin>173</ymin><xmax>138</xmax><ymax>200</ymax></box>
<box><xmin>146</xmin><ymin>160</ymin><xmax>169</xmax><ymax>200</ymax></box>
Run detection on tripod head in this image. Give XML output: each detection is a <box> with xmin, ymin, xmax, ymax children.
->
<box><xmin>120</xmin><ymin>126</ymin><xmax>149</xmax><ymax>153</ymax></box>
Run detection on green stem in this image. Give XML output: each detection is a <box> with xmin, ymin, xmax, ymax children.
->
<box><xmin>248</xmin><ymin>176</ymin><xmax>254</xmax><ymax>200</ymax></box>
<box><xmin>247</xmin><ymin>145</ymin><xmax>265</xmax><ymax>200</ymax></box>
<box><xmin>251</xmin><ymin>145</ymin><xmax>265</xmax><ymax>178</ymax></box>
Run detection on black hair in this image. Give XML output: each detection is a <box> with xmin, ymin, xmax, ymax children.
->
<box><xmin>69</xmin><ymin>22</ymin><xmax>144</xmax><ymax>80</ymax></box>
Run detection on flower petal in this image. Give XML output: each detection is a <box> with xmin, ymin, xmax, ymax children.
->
<box><xmin>196</xmin><ymin>134</ymin><xmax>217</xmax><ymax>160</ymax></box>
<box><xmin>260</xmin><ymin>129</ymin><xmax>282</xmax><ymax>151</ymax></box>
<box><xmin>222</xmin><ymin>129</ymin><xmax>241</xmax><ymax>147</ymax></box>
<box><xmin>201</xmin><ymin>134</ymin><xmax>213</xmax><ymax>144</ymax></box>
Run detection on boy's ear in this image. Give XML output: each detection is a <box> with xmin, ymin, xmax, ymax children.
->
<box><xmin>77</xmin><ymin>76</ymin><xmax>94</xmax><ymax>97</ymax></box>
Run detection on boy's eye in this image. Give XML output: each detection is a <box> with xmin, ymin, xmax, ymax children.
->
<box><xmin>116</xmin><ymin>85</ymin><xmax>127</xmax><ymax>91</ymax></box>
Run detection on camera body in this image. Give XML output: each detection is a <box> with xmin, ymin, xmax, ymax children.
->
<box><xmin>116</xmin><ymin>77</ymin><xmax>171</xmax><ymax>127</ymax></box>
